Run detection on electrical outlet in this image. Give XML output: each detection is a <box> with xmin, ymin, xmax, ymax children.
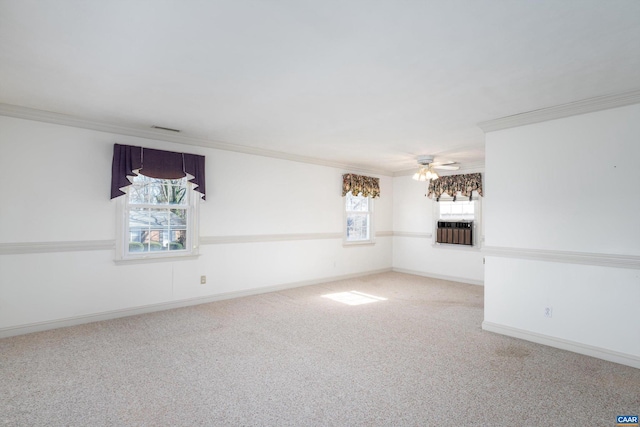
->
<box><xmin>200</xmin><ymin>275</ymin><xmax>206</xmax><ymax>285</ymax></box>
<box><xmin>544</xmin><ymin>306</ymin><xmax>553</xmax><ymax>318</ymax></box>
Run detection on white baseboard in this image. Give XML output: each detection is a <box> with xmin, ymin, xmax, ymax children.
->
<box><xmin>392</xmin><ymin>267</ymin><xmax>484</xmax><ymax>286</ymax></box>
<box><xmin>482</xmin><ymin>321</ymin><xmax>640</xmax><ymax>369</ymax></box>
<box><xmin>0</xmin><ymin>268</ymin><xmax>392</xmax><ymax>339</ymax></box>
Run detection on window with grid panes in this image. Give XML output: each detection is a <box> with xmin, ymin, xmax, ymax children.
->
<box><xmin>345</xmin><ymin>191</ymin><xmax>374</xmax><ymax>243</ymax></box>
<box><xmin>117</xmin><ymin>174</ymin><xmax>199</xmax><ymax>260</ymax></box>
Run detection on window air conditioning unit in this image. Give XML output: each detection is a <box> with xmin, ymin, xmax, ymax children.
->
<box><xmin>436</xmin><ymin>220</ymin><xmax>473</xmax><ymax>246</ymax></box>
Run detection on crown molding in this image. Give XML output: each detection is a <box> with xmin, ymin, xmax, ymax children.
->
<box><xmin>0</xmin><ymin>103</ymin><xmax>393</xmax><ymax>177</ymax></box>
<box><xmin>483</xmin><ymin>246</ymin><xmax>640</xmax><ymax>270</ymax></box>
<box><xmin>477</xmin><ymin>89</ymin><xmax>640</xmax><ymax>133</ymax></box>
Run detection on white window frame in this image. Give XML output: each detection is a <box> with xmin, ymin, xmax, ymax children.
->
<box><xmin>344</xmin><ymin>191</ymin><xmax>375</xmax><ymax>245</ymax></box>
<box><xmin>115</xmin><ymin>174</ymin><xmax>200</xmax><ymax>263</ymax></box>
<box><xmin>433</xmin><ymin>194</ymin><xmax>481</xmax><ymax>250</ymax></box>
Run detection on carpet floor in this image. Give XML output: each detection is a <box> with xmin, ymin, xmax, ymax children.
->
<box><xmin>1</xmin><ymin>272</ymin><xmax>638</xmax><ymax>426</ymax></box>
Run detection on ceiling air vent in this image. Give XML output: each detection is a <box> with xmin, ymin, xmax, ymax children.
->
<box><xmin>151</xmin><ymin>125</ymin><xmax>181</xmax><ymax>133</ymax></box>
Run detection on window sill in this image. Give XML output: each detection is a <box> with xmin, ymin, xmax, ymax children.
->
<box><xmin>432</xmin><ymin>243</ymin><xmax>481</xmax><ymax>252</ymax></box>
<box><xmin>343</xmin><ymin>240</ymin><xmax>376</xmax><ymax>247</ymax></box>
<box><xmin>114</xmin><ymin>253</ymin><xmax>201</xmax><ymax>265</ymax></box>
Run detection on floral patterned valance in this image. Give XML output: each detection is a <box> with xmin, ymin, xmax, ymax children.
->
<box><xmin>427</xmin><ymin>173</ymin><xmax>483</xmax><ymax>201</ymax></box>
<box><xmin>342</xmin><ymin>174</ymin><xmax>380</xmax><ymax>198</ymax></box>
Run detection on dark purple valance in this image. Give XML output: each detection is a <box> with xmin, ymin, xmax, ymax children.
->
<box><xmin>110</xmin><ymin>144</ymin><xmax>206</xmax><ymax>200</ymax></box>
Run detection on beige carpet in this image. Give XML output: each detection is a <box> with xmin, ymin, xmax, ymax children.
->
<box><xmin>1</xmin><ymin>272</ymin><xmax>638</xmax><ymax>426</ymax></box>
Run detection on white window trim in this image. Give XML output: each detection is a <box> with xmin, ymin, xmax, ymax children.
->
<box><xmin>115</xmin><ymin>181</ymin><xmax>200</xmax><ymax>263</ymax></box>
<box><xmin>432</xmin><ymin>193</ymin><xmax>482</xmax><ymax>250</ymax></box>
<box><xmin>343</xmin><ymin>192</ymin><xmax>375</xmax><ymax>246</ymax></box>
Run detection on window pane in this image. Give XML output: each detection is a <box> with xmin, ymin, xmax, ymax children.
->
<box><xmin>439</xmin><ymin>201</ymin><xmax>474</xmax><ymax>220</ymax></box>
<box><xmin>128</xmin><ymin>227</ymin><xmax>146</xmax><ymax>252</ymax></box>
<box><xmin>347</xmin><ymin>213</ymin><xmax>369</xmax><ymax>241</ymax></box>
<box><xmin>463</xmin><ymin>203</ymin><xmax>475</xmax><ymax>215</ymax></box>
<box><xmin>149</xmin><ymin>182</ymin><xmax>187</xmax><ymax>205</ymax></box>
<box><xmin>346</xmin><ymin>192</ymin><xmax>369</xmax><ymax>212</ymax></box>
<box><xmin>147</xmin><ymin>230</ymin><xmax>165</xmax><ymax>251</ymax></box>
<box><xmin>129</xmin><ymin>175</ymin><xmax>188</xmax><ymax>205</ymax></box>
<box><xmin>127</xmin><ymin>208</ymin><xmax>188</xmax><ymax>253</ymax></box>
<box><xmin>129</xmin><ymin>207</ymin><xmax>150</xmax><ymax>228</ymax></box>
<box><xmin>148</xmin><ymin>209</ymin><xmax>170</xmax><ymax>227</ymax></box>
<box><xmin>345</xmin><ymin>193</ymin><xmax>355</xmax><ymax>210</ymax></box>
<box><xmin>128</xmin><ymin>183</ymin><xmax>147</xmax><ymax>204</ymax></box>
<box><xmin>169</xmin><ymin>209</ymin><xmax>187</xmax><ymax>226</ymax></box>
<box><xmin>168</xmin><ymin>230</ymin><xmax>186</xmax><ymax>250</ymax></box>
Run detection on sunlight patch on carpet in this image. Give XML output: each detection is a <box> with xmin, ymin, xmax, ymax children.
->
<box><xmin>321</xmin><ymin>291</ymin><xmax>387</xmax><ymax>305</ymax></box>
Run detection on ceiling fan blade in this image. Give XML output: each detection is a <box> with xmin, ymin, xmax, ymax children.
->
<box><xmin>431</xmin><ymin>161</ymin><xmax>456</xmax><ymax>166</ymax></box>
<box><xmin>433</xmin><ymin>165</ymin><xmax>459</xmax><ymax>170</ymax></box>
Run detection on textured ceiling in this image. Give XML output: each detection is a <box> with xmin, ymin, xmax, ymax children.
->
<box><xmin>1</xmin><ymin>0</ymin><xmax>639</xmax><ymax>172</ymax></box>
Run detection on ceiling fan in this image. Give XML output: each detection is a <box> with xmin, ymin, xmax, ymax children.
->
<box><xmin>412</xmin><ymin>155</ymin><xmax>459</xmax><ymax>181</ymax></box>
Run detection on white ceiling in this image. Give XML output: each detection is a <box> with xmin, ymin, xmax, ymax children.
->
<box><xmin>1</xmin><ymin>0</ymin><xmax>639</xmax><ymax>173</ymax></box>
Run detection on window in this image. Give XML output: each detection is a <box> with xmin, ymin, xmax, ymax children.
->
<box><xmin>116</xmin><ymin>174</ymin><xmax>199</xmax><ymax>260</ymax></box>
<box><xmin>438</xmin><ymin>200</ymin><xmax>475</xmax><ymax>220</ymax></box>
<box><xmin>434</xmin><ymin>197</ymin><xmax>481</xmax><ymax>247</ymax></box>
<box><xmin>345</xmin><ymin>191</ymin><xmax>374</xmax><ymax>243</ymax></box>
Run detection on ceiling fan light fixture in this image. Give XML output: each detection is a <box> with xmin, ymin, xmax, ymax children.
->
<box><xmin>412</xmin><ymin>167</ymin><xmax>429</xmax><ymax>181</ymax></box>
<box><xmin>412</xmin><ymin>165</ymin><xmax>439</xmax><ymax>181</ymax></box>
<box><xmin>412</xmin><ymin>155</ymin><xmax>455</xmax><ymax>181</ymax></box>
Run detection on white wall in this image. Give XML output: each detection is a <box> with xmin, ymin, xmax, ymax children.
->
<box><xmin>483</xmin><ymin>103</ymin><xmax>640</xmax><ymax>367</ymax></box>
<box><xmin>391</xmin><ymin>173</ymin><xmax>484</xmax><ymax>285</ymax></box>
<box><xmin>0</xmin><ymin>116</ymin><xmax>393</xmax><ymax>335</ymax></box>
